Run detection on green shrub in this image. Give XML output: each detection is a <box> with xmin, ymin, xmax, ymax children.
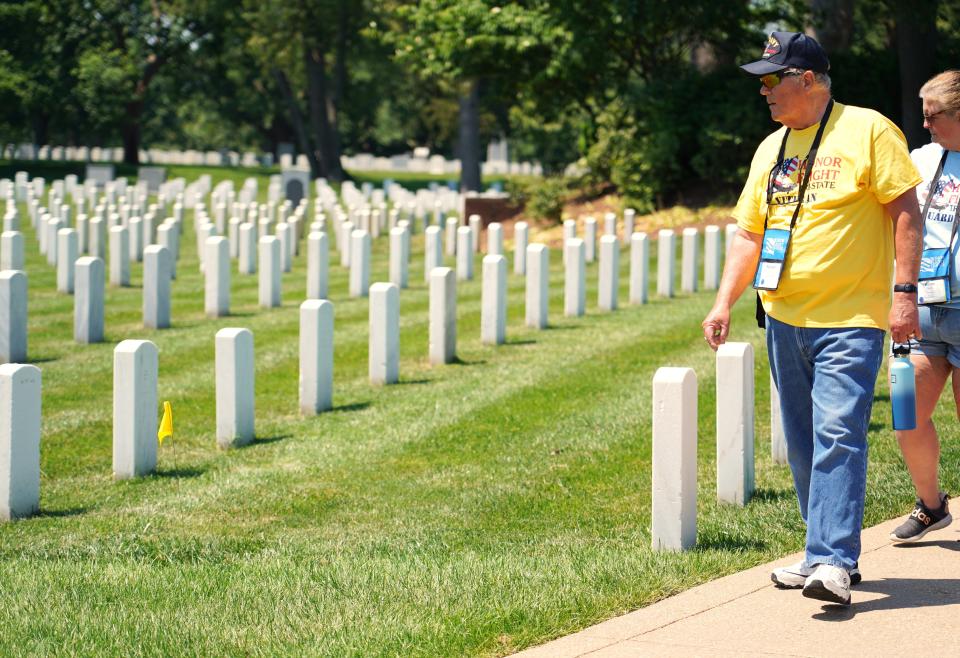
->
<box><xmin>525</xmin><ymin>175</ymin><xmax>571</xmax><ymax>224</ymax></box>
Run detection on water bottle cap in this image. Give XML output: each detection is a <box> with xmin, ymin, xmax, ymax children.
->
<box><xmin>892</xmin><ymin>343</ymin><xmax>911</xmax><ymax>357</ymax></box>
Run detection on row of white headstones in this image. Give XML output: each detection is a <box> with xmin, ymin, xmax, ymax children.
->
<box><xmin>1</xmin><ymin>183</ymin><xmax>778</xmax><ymax>522</ymax></box>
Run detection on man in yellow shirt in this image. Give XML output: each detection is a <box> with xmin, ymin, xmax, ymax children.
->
<box><xmin>702</xmin><ymin>31</ymin><xmax>923</xmax><ymax>605</ymax></box>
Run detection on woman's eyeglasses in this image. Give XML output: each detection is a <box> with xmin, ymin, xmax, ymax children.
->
<box><xmin>759</xmin><ymin>70</ymin><xmax>804</xmax><ymax>89</ymax></box>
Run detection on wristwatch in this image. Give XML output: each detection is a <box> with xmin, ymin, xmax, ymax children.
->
<box><xmin>893</xmin><ymin>283</ymin><xmax>918</xmax><ymax>293</ymax></box>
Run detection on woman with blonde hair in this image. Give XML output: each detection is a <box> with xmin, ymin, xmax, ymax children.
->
<box><xmin>891</xmin><ymin>70</ymin><xmax>960</xmax><ymax>542</ymax></box>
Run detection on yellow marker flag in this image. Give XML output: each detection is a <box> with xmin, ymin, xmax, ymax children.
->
<box><xmin>158</xmin><ymin>401</ymin><xmax>173</xmax><ymax>445</ymax></box>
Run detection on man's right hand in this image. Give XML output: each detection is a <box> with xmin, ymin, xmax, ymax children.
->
<box><xmin>701</xmin><ymin>306</ymin><xmax>730</xmax><ymax>351</ymax></box>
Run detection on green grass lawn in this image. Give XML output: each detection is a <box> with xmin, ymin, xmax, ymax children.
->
<box><xmin>0</xmin><ymin>173</ymin><xmax>954</xmax><ymax>657</ymax></box>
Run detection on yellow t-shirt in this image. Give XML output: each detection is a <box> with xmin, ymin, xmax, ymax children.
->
<box><xmin>734</xmin><ymin>102</ymin><xmax>922</xmax><ymax>329</ymax></box>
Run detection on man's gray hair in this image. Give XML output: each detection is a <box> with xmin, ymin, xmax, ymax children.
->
<box><xmin>785</xmin><ymin>67</ymin><xmax>832</xmax><ymax>91</ymax></box>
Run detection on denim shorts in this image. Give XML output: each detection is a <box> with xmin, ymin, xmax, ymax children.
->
<box><xmin>910</xmin><ymin>305</ymin><xmax>960</xmax><ymax>368</ymax></box>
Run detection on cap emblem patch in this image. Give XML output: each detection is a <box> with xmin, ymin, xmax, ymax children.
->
<box><xmin>762</xmin><ymin>35</ymin><xmax>781</xmax><ymax>59</ymax></box>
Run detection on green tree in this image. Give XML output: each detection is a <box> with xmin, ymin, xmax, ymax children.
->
<box><xmin>392</xmin><ymin>1</ymin><xmax>561</xmax><ymax>191</ymax></box>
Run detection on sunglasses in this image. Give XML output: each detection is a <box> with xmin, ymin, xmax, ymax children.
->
<box><xmin>923</xmin><ymin>110</ymin><xmax>946</xmax><ymax>123</ymax></box>
<box><xmin>759</xmin><ymin>70</ymin><xmax>804</xmax><ymax>89</ymax></box>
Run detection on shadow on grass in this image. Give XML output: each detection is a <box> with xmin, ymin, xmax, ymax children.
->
<box><xmin>813</xmin><ymin>577</ymin><xmax>960</xmax><ymax>620</ymax></box>
<box><xmin>27</xmin><ymin>356</ymin><xmax>58</xmax><ymax>364</ymax></box>
<box><xmin>329</xmin><ymin>401</ymin><xmax>372</xmax><ymax>413</ymax></box>
<box><xmin>251</xmin><ymin>434</ymin><xmax>292</xmax><ymax>446</ymax></box>
<box><xmin>36</xmin><ymin>507</ymin><xmax>87</xmax><ymax>519</ymax></box>
<box><xmin>396</xmin><ymin>378</ymin><xmax>430</xmax><ymax>385</ymax></box>
<box><xmin>868</xmin><ymin>421</ymin><xmax>885</xmax><ymax>432</ymax></box>
<box><xmin>873</xmin><ymin>392</ymin><xmax>890</xmax><ymax>402</ymax></box>
<box><xmin>449</xmin><ymin>356</ymin><xmax>486</xmax><ymax>366</ymax></box>
<box><xmin>542</xmin><ymin>324</ymin><xmax>578</xmax><ymax>332</ymax></box>
<box><xmin>504</xmin><ymin>338</ymin><xmax>536</xmax><ymax>346</ymax></box>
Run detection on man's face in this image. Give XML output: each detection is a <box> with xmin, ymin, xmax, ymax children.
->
<box><xmin>922</xmin><ymin>97</ymin><xmax>960</xmax><ymax>151</ymax></box>
<box><xmin>760</xmin><ymin>70</ymin><xmax>810</xmax><ymax>127</ymax></box>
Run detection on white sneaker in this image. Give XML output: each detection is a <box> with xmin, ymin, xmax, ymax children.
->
<box><xmin>771</xmin><ymin>561</ymin><xmax>861</xmax><ymax>589</ymax></box>
<box><xmin>802</xmin><ymin>564</ymin><xmax>851</xmax><ymax>605</ymax></box>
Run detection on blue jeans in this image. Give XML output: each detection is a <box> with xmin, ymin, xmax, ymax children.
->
<box><xmin>766</xmin><ymin>315</ymin><xmax>884</xmax><ymax>570</ymax></box>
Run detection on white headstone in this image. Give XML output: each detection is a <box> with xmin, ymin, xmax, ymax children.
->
<box><xmin>389</xmin><ymin>226</ymin><xmax>409</xmax><ymax>289</ymax></box>
<box><xmin>216</xmin><ymin>328</ymin><xmax>255</xmax><ymax>448</ymax></box>
<box><xmin>299</xmin><ymin>300</ymin><xmax>334</xmax><ymax>415</ymax></box>
<box><xmin>469</xmin><ymin>214</ymin><xmax>481</xmax><ymax>253</ymax></box>
<box><xmin>456</xmin><ymin>227</ymin><xmax>473</xmax><ymax>281</ymax></box>
<box><xmin>349</xmin><ymin>230</ymin><xmax>371</xmax><ymax>297</ymax></box>
<box><xmin>369</xmin><ymin>282</ymin><xmax>399</xmax><ymax>385</ymax></box>
<box><xmin>0</xmin><ymin>271</ymin><xmax>27</xmax><ymax>363</ymax></box>
<box><xmin>583</xmin><ymin>217</ymin><xmax>597</xmax><ymax>263</ymax></box>
<box><xmin>770</xmin><ymin>371</ymin><xmax>787</xmax><ymax>464</ymax></box>
<box><xmin>716</xmin><ymin>342</ymin><xmax>755</xmax><ymax>506</ymax></box>
<box><xmin>113</xmin><ymin>340</ymin><xmax>158</xmax><ymax>479</ymax></box>
<box><xmin>157</xmin><ymin>222</ymin><xmax>178</xmax><ymax>280</ymax></box>
<box><xmin>704</xmin><ymin>225</ymin><xmax>721</xmax><ymax>290</ymax></box>
<box><xmin>445</xmin><ymin>217</ymin><xmax>458</xmax><ymax>257</ymax></box>
<box><xmin>565</xmin><ymin>238</ymin><xmax>585</xmax><ymax>317</ymax></box>
<box><xmin>598</xmin><ymin>235</ymin><xmax>619</xmax><ymax>311</ymax></box>
<box><xmin>128</xmin><ymin>216</ymin><xmax>143</xmax><ymax>262</ymax></box>
<box><xmin>652</xmin><ymin>367</ymin><xmax>697</xmax><ymax>551</ymax></box>
<box><xmin>725</xmin><ymin>223</ymin><xmax>739</xmax><ymax>257</ymax></box>
<box><xmin>89</xmin><ymin>216</ymin><xmax>106</xmax><ymax>260</ymax></box>
<box><xmin>423</xmin><ymin>225</ymin><xmax>442</xmax><ymax>283</ymax></box>
<box><xmin>258</xmin><ymin>236</ymin><xmax>281</xmax><ymax>308</ymax></box>
<box><xmin>205</xmin><ymin>237</ymin><xmax>230</xmax><ymax>317</ymax></box>
<box><xmin>487</xmin><ymin>222</ymin><xmax>503</xmax><ymax>256</ymax></box>
<box><xmin>514</xmin><ymin>221</ymin><xmax>528</xmax><ymax>275</ymax></box>
<box><xmin>143</xmin><ymin>245</ymin><xmax>171</xmax><ymax>329</ymax></box>
<box><xmin>629</xmin><ymin>232</ymin><xmax>649</xmax><ymax>305</ymax></box>
<box><xmin>525</xmin><ymin>244</ymin><xmax>549</xmax><ymax>329</ymax></box>
<box><xmin>276</xmin><ymin>222</ymin><xmax>292</xmax><ymax>273</ymax></box>
<box><xmin>238</xmin><ymin>223</ymin><xmax>256</xmax><ymax>275</ymax></box>
<box><xmin>429</xmin><ymin>267</ymin><xmax>456</xmax><ymax>365</ymax></box>
<box><xmin>74</xmin><ymin>257</ymin><xmax>104</xmax><ymax>343</ymax></box>
<box><xmin>0</xmin><ymin>232</ymin><xmax>24</xmax><ymax>271</ymax></box>
<box><xmin>562</xmin><ymin>219</ymin><xmax>576</xmax><ymax>266</ymax></box>
<box><xmin>481</xmin><ymin>255</ymin><xmax>506</xmax><ymax>345</ymax></box>
<box><xmin>57</xmin><ymin>228</ymin><xmax>78</xmax><ymax>294</ymax></box>
<box><xmin>604</xmin><ymin>212</ymin><xmax>617</xmax><ymax>238</ymax></box>
<box><xmin>681</xmin><ymin>228</ymin><xmax>699</xmax><ymax>293</ymax></box>
<box><xmin>307</xmin><ymin>232</ymin><xmax>329</xmax><ymax>299</ymax></box>
<box><xmin>109</xmin><ymin>226</ymin><xmax>130</xmax><ymax>287</ymax></box>
<box><xmin>657</xmin><ymin>229</ymin><xmax>675</xmax><ymax>297</ymax></box>
<box><xmin>623</xmin><ymin>208</ymin><xmax>636</xmax><ymax>245</ymax></box>
<box><xmin>0</xmin><ymin>363</ymin><xmax>41</xmax><ymax>520</ymax></box>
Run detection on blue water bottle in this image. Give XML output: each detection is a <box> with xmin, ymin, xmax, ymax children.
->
<box><xmin>890</xmin><ymin>343</ymin><xmax>917</xmax><ymax>430</ymax></box>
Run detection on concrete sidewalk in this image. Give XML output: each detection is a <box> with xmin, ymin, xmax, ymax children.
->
<box><xmin>515</xmin><ymin>518</ymin><xmax>960</xmax><ymax>657</ymax></box>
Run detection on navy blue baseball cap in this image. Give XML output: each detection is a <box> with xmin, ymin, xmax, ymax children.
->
<box><xmin>740</xmin><ymin>31</ymin><xmax>830</xmax><ymax>76</ymax></box>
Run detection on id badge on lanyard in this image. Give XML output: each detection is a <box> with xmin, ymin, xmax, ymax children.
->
<box><xmin>754</xmin><ymin>228</ymin><xmax>791</xmax><ymax>290</ymax></box>
<box><xmin>917</xmin><ymin>150</ymin><xmax>959</xmax><ymax>305</ymax></box>
<box><xmin>918</xmin><ymin>247</ymin><xmax>951</xmax><ymax>304</ymax></box>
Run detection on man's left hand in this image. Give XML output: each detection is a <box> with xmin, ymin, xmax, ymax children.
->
<box><xmin>889</xmin><ymin>294</ymin><xmax>921</xmax><ymax>344</ymax></box>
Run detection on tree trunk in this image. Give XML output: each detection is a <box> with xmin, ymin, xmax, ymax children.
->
<box><xmin>272</xmin><ymin>68</ymin><xmax>321</xmax><ymax>177</ymax></box>
<box><xmin>31</xmin><ymin>113</ymin><xmax>49</xmax><ymax>151</ymax></box>
<box><xmin>895</xmin><ymin>0</ymin><xmax>938</xmax><ymax>149</ymax></box>
<box><xmin>806</xmin><ymin>0</ymin><xmax>855</xmax><ymax>53</ymax></box>
<box><xmin>458</xmin><ymin>78</ymin><xmax>482</xmax><ymax>192</ymax></box>
<box><xmin>121</xmin><ymin>101</ymin><xmax>142</xmax><ymax>165</ymax></box>
<box><xmin>304</xmin><ymin>45</ymin><xmax>345</xmax><ymax>182</ymax></box>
